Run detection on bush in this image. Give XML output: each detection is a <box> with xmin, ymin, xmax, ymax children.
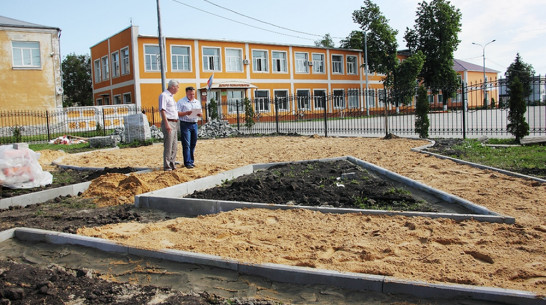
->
<box><xmin>507</xmin><ymin>76</ymin><xmax>529</xmax><ymax>143</ymax></box>
<box><xmin>208</xmin><ymin>98</ymin><xmax>219</xmax><ymax>121</ymax></box>
<box><xmin>414</xmin><ymin>86</ymin><xmax>430</xmax><ymax>138</ymax></box>
<box><xmin>243</xmin><ymin>98</ymin><xmax>255</xmax><ymax>129</ymax></box>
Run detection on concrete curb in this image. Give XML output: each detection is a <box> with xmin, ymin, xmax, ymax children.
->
<box><xmin>412</xmin><ymin>140</ymin><xmax>546</xmax><ymax>184</ymax></box>
<box><xmin>0</xmin><ymin>181</ymin><xmax>91</xmax><ymax>210</ymax></box>
<box><xmin>136</xmin><ymin>156</ymin><xmax>515</xmax><ymax>224</ymax></box>
<box><xmin>6</xmin><ymin>227</ymin><xmax>543</xmax><ymax>305</ymax></box>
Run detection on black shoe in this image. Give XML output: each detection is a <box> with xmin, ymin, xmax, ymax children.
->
<box><xmin>185</xmin><ymin>164</ymin><xmax>194</xmax><ymax>169</ymax></box>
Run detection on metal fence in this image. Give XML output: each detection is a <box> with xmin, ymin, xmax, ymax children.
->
<box><xmin>1</xmin><ymin>78</ymin><xmax>545</xmax><ymax>144</ymax></box>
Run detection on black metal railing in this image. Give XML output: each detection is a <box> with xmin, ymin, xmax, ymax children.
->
<box><xmin>1</xmin><ymin>77</ymin><xmax>544</xmax><ymax>144</ymax></box>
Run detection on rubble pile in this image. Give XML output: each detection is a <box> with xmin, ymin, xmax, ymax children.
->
<box><xmin>198</xmin><ymin>120</ymin><xmax>240</xmax><ymax>138</ymax></box>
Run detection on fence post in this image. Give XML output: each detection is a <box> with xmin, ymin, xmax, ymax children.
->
<box><xmin>274</xmin><ymin>97</ymin><xmax>279</xmax><ymax>134</ymax></box>
<box><xmin>236</xmin><ymin>100</ymin><xmax>240</xmax><ymax>130</ymax></box>
<box><xmin>46</xmin><ymin>110</ymin><xmax>51</xmax><ymax>142</ymax></box>
<box><xmin>462</xmin><ymin>81</ymin><xmax>467</xmax><ymax>139</ymax></box>
<box><xmin>102</xmin><ymin>111</ymin><xmax>106</xmax><ymax>136</ymax></box>
<box><xmin>323</xmin><ymin>96</ymin><xmax>328</xmax><ymax>137</ymax></box>
<box><xmin>384</xmin><ymin>89</ymin><xmax>389</xmax><ymax>137</ymax></box>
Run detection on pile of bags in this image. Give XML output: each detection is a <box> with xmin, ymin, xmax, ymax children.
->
<box><xmin>0</xmin><ymin>144</ymin><xmax>52</xmax><ymax>189</ymax></box>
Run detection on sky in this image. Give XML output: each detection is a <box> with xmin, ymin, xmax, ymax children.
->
<box><xmin>1</xmin><ymin>0</ymin><xmax>545</xmax><ymax>75</ymax></box>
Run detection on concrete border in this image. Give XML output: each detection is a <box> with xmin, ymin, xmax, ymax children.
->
<box><xmin>412</xmin><ymin>140</ymin><xmax>546</xmax><ymax>184</ymax></box>
<box><xmin>4</xmin><ymin>227</ymin><xmax>543</xmax><ymax>305</ymax></box>
<box><xmin>135</xmin><ymin>156</ymin><xmax>515</xmax><ymax>224</ymax></box>
<box><xmin>0</xmin><ymin>181</ymin><xmax>91</xmax><ymax>210</ymax></box>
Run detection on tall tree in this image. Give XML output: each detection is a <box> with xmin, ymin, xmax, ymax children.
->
<box><xmin>505</xmin><ymin>53</ymin><xmax>535</xmax><ymax>98</ymax></box>
<box><xmin>352</xmin><ymin>0</ymin><xmax>398</xmax><ymax>87</ymax></box>
<box><xmin>62</xmin><ymin>53</ymin><xmax>92</xmax><ymax>107</ymax></box>
<box><xmin>314</xmin><ymin>34</ymin><xmax>335</xmax><ymax>48</ymax></box>
<box><xmin>339</xmin><ymin>30</ymin><xmax>364</xmax><ymax>49</ymax></box>
<box><xmin>404</xmin><ymin>0</ymin><xmax>462</xmax><ymax>102</ymax></box>
<box><xmin>392</xmin><ymin>51</ymin><xmax>426</xmax><ymax>106</ymax></box>
<box><xmin>506</xmin><ymin>76</ymin><xmax>529</xmax><ymax>143</ymax></box>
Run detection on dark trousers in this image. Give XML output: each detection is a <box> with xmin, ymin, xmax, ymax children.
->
<box><xmin>180</xmin><ymin>121</ymin><xmax>198</xmax><ymax>166</ymax></box>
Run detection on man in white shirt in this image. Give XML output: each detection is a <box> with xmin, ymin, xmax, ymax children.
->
<box><xmin>158</xmin><ymin>80</ymin><xmax>180</xmax><ymax>171</ymax></box>
<box><xmin>177</xmin><ymin>86</ymin><xmax>202</xmax><ymax>168</ymax></box>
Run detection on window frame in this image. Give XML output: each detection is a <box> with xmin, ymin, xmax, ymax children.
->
<box><xmin>346</xmin><ymin>55</ymin><xmax>358</xmax><ymax>75</ymax></box>
<box><xmin>272</xmin><ymin>51</ymin><xmax>287</xmax><ymax>73</ymax></box>
<box><xmin>331</xmin><ymin>54</ymin><xmax>344</xmax><ymax>74</ymax></box>
<box><xmin>254</xmin><ymin>90</ymin><xmax>270</xmax><ymax>112</ymax></box>
<box><xmin>333</xmin><ymin>89</ymin><xmax>345</xmax><ymax>109</ymax></box>
<box><xmin>348</xmin><ymin>89</ymin><xmax>359</xmax><ymax>109</ymax></box>
<box><xmin>313</xmin><ymin>89</ymin><xmax>327</xmax><ymax>110</ymax></box>
<box><xmin>225</xmin><ymin>48</ymin><xmax>243</xmax><ymax>72</ymax></box>
<box><xmin>121</xmin><ymin>47</ymin><xmax>130</xmax><ymax>75</ymax></box>
<box><xmin>144</xmin><ymin>44</ymin><xmax>160</xmax><ymax>72</ymax></box>
<box><xmin>171</xmin><ymin>45</ymin><xmax>191</xmax><ymax>72</ymax></box>
<box><xmin>274</xmin><ymin>90</ymin><xmax>289</xmax><ymax>111</ymax></box>
<box><xmin>294</xmin><ymin>52</ymin><xmax>309</xmax><ymax>74</ymax></box>
<box><xmin>296</xmin><ymin>89</ymin><xmax>311</xmax><ymax>110</ymax></box>
<box><xmin>93</xmin><ymin>59</ymin><xmax>101</xmax><ymax>83</ymax></box>
<box><xmin>111</xmin><ymin>51</ymin><xmax>120</xmax><ymax>78</ymax></box>
<box><xmin>101</xmin><ymin>56</ymin><xmax>109</xmax><ymax>81</ymax></box>
<box><xmin>123</xmin><ymin>92</ymin><xmax>132</xmax><ymax>104</ymax></box>
<box><xmin>113</xmin><ymin>94</ymin><xmax>122</xmax><ymax>105</ymax></box>
<box><xmin>202</xmin><ymin>47</ymin><xmax>222</xmax><ymax>72</ymax></box>
<box><xmin>252</xmin><ymin>49</ymin><xmax>269</xmax><ymax>73</ymax></box>
<box><xmin>312</xmin><ymin>53</ymin><xmax>325</xmax><ymax>74</ymax></box>
<box><xmin>11</xmin><ymin>41</ymin><xmax>41</xmax><ymax>68</ymax></box>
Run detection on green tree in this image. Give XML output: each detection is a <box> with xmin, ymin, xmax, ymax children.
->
<box><xmin>414</xmin><ymin>85</ymin><xmax>430</xmax><ymax>138</ymax></box>
<box><xmin>314</xmin><ymin>34</ymin><xmax>335</xmax><ymax>48</ymax></box>
<box><xmin>352</xmin><ymin>0</ymin><xmax>398</xmax><ymax>87</ymax></box>
<box><xmin>339</xmin><ymin>30</ymin><xmax>364</xmax><ymax>49</ymax></box>
<box><xmin>208</xmin><ymin>97</ymin><xmax>219</xmax><ymax>121</ymax></box>
<box><xmin>506</xmin><ymin>76</ymin><xmax>529</xmax><ymax>143</ymax></box>
<box><xmin>61</xmin><ymin>53</ymin><xmax>92</xmax><ymax>107</ymax></box>
<box><xmin>404</xmin><ymin>0</ymin><xmax>462</xmax><ymax>103</ymax></box>
<box><xmin>392</xmin><ymin>51</ymin><xmax>425</xmax><ymax>106</ymax></box>
<box><xmin>505</xmin><ymin>53</ymin><xmax>535</xmax><ymax>98</ymax></box>
<box><xmin>243</xmin><ymin>97</ymin><xmax>255</xmax><ymax>128</ymax></box>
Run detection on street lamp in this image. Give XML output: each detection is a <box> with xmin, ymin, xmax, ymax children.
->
<box><xmin>472</xmin><ymin>39</ymin><xmax>495</xmax><ymax>107</ymax></box>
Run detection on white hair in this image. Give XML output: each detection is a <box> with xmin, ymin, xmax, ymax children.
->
<box><xmin>168</xmin><ymin>80</ymin><xmax>179</xmax><ymax>89</ymax></box>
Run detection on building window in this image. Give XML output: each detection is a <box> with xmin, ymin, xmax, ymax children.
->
<box><xmin>297</xmin><ymin>90</ymin><xmax>310</xmax><ymax>110</ymax></box>
<box><xmin>252</xmin><ymin>50</ymin><xmax>268</xmax><ymax>72</ymax></box>
<box><xmin>203</xmin><ymin>47</ymin><xmax>221</xmax><ymax>71</ymax></box>
<box><xmin>314</xmin><ymin>90</ymin><xmax>326</xmax><ymax>110</ymax></box>
<box><xmin>332</xmin><ymin>55</ymin><xmax>343</xmax><ymax>74</ymax></box>
<box><xmin>111</xmin><ymin>51</ymin><xmax>120</xmax><ymax>78</ymax></box>
<box><xmin>144</xmin><ymin>45</ymin><xmax>160</xmax><ymax>72</ymax></box>
<box><xmin>312</xmin><ymin>53</ymin><xmax>324</xmax><ymax>74</ymax></box>
<box><xmin>226</xmin><ymin>48</ymin><xmax>243</xmax><ymax>72</ymax></box>
<box><xmin>121</xmin><ymin>47</ymin><xmax>130</xmax><ymax>75</ymax></box>
<box><xmin>171</xmin><ymin>45</ymin><xmax>191</xmax><ymax>71</ymax></box>
<box><xmin>272</xmin><ymin>51</ymin><xmax>287</xmax><ymax>73</ymax></box>
<box><xmin>347</xmin><ymin>56</ymin><xmax>357</xmax><ymax>75</ymax></box>
<box><xmin>93</xmin><ymin>59</ymin><xmax>101</xmax><ymax>83</ymax></box>
<box><xmin>101</xmin><ymin>56</ymin><xmax>109</xmax><ymax>80</ymax></box>
<box><xmin>274</xmin><ymin>90</ymin><xmax>289</xmax><ymax>111</ymax></box>
<box><xmin>228</xmin><ymin>90</ymin><xmax>244</xmax><ymax>113</ymax></box>
<box><xmin>96</xmin><ymin>98</ymin><xmax>103</xmax><ymax>106</ymax></box>
<box><xmin>366</xmin><ymin>89</ymin><xmax>376</xmax><ymax>108</ymax></box>
<box><xmin>12</xmin><ymin>41</ymin><xmax>41</xmax><ymax>68</ymax></box>
<box><xmin>113</xmin><ymin>95</ymin><xmax>122</xmax><ymax>105</ymax></box>
<box><xmin>103</xmin><ymin>96</ymin><xmax>110</xmax><ymax>105</ymax></box>
<box><xmin>333</xmin><ymin>90</ymin><xmax>345</xmax><ymax>108</ymax></box>
<box><xmin>123</xmin><ymin>93</ymin><xmax>132</xmax><ymax>104</ymax></box>
<box><xmin>295</xmin><ymin>52</ymin><xmax>309</xmax><ymax>73</ymax></box>
<box><xmin>254</xmin><ymin>90</ymin><xmax>270</xmax><ymax>113</ymax></box>
<box><xmin>348</xmin><ymin>89</ymin><xmax>359</xmax><ymax>108</ymax></box>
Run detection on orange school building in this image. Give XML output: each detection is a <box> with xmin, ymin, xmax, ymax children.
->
<box><xmin>90</xmin><ymin>26</ymin><xmax>386</xmax><ymax>121</ymax></box>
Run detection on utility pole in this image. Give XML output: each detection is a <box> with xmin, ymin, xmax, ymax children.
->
<box><xmin>156</xmin><ymin>0</ymin><xmax>166</xmax><ymax>90</ymax></box>
<box><xmin>472</xmin><ymin>39</ymin><xmax>495</xmax><ymax>108</ymax></box>
<box><xmin>363</xmin><ymin>30</ymin><xmax>370</xmax><ymax>116</ymax></box>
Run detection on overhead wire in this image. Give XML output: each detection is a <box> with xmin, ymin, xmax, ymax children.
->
<box><xmin>170</xmin><ymin>0</ymin><xmax>316</xmax><ymax>41</ymax></box>
<box><xmin>201</xmin><ymin>0</ymin><xmax>345</xmax><ymax>39</ymax></box>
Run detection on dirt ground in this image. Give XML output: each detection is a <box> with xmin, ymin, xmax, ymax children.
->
<box><xmin>3</xmin><ymin>136</ymin><xmax>545</xmax><ymax>302</ymax></box>
<box><xmin>43</xmin><ymin>136</ymin><xmax>544</xmax><ymax>295</ymax></box>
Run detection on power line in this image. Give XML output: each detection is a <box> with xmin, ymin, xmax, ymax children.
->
<box><xmin>201</xmin><ymin>0</ymin><xmax>345</xmax><ymax>39</ymax></box>
<box><xmin>170</xmin><ymin>0</ymin><xmax>316</xmax><ymax>41</ymax></box>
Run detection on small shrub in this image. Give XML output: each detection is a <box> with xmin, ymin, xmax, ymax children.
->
<box><xmin>243</xmin><ymin>97</ymin><xmax>255</xmax><ymax>129</ymax></box>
